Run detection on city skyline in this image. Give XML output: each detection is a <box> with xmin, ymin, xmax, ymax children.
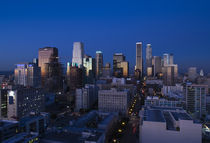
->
<box><xmin>0</xmin><ymin>41</ymin><xmax>209</xmax><ymax>73</ymax></box>
<box><xmin>1</xmin><ymin>1</ymin><xmax>210</xmax><ymax>143</ymax></box>
<box><xmin>0</xmin><ymin>0</ymin><xmax>210</xmax><ymax>72</ymax></box>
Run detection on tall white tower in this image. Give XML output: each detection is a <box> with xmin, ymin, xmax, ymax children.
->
<box><xmin>72</xmin><ymin>42</ymin><xmax>84</xmax><ymax>67</ymax></box>
<box><xmin>146</xmin><ymin>44</ymin><xmax>152</xmax><ymax>68</ymax></box>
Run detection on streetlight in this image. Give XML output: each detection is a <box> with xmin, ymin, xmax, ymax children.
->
<box><xmin>118</xmin><ymin>129</ymin><xmax>122</xmax><ymax>133</ymax></box>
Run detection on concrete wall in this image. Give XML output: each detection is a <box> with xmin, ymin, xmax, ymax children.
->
<box><xmin>140</xmin><ymin>120</ymin><xmax>201</xmax><ymax>143</ymax></box>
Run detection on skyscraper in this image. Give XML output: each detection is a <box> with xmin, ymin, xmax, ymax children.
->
<box><xmin>38</xmin><ymin>47</ymin><xmax>58</xmax><ymax>85</ymax></box>
<box><xmin>32</xmin><ymin>58</ymin><xmax>38</xmax><ymax>66</ymax></box>
<box><xmin>14</xmin><ymin>64</ymin><xmax>28</xmax><ymax>86</ymax></box>
<box><xmin>75</xmin><ymin>84</ymin><xmax>98</xmax><ymax>111</ymax></box>
<box><xmin>162</xmin><ymin>53</ymin><xmax>178</xmax><ymax>85</ymax></box>
<box><xmin>72</xmin><ymin>42</ymin><xmax>84</xmax><ymax>67</ymax></box>
<box><xmin>146</xmin><ymin>44</ymin><xmax>152</xmax><ymax>68</ymax></box>
<box><xmin>146</xmin><ymin>44</ymin><xmax>152</xmax><ymax>77</ymax></box>
<box><xmin>44</xmin><ymin>61</ymin><xmax>63</xmax><ymax>92</ymax></box>
<box><xmin>102</xmin><ymin>63</ymin><xmax>111</xmax><ymax>78</ymax></box>
<box><xmin>163</xmin><ymin>53</ymin><xmax>173</xmax><ymax>66</ymax></box>
<box><xmin>96</xmin><ymin>51</ymin><xmax>103</xmax><ymax>78</ymax></box>
<box><xmin>162</xmin><ymin>64</ymin><xmax>178</xmax><ymax>86</ymax></box>
<box><xmin>169</xmin><ymin>54</ymin><xmax>174</xmax><ymax>65</ymax></box>
<box><xmin>27</xmin><ymin>63</ymin><xmax>41</xmax><ymax>87</ymax></box>
<box><xmin>113</xmin><ymin>53</ymin><xmax>126</xmax><ymax>77</ymax></box>
<box><xmin>66</xmin><ymin>63</ymin><xmax>83</xmax><ymax>91</ymax></box>
<box><xmin>14</xmin><ymin>63</ymin><xmax>41</xmax><ymax>87</ymax></box>
<box><xmin>83</xmin><ymin>55</ymin><xmax>95</xmax><ymax>77</ymax></box>
<box><xmin>147</xmin><ymin>67</ymin><xmax>153</xmax><ymax>77</ymax></box>
<box><xmin>152</xmin><ymin>56</ymin><xmax>162</xmax><ymax>77</ymax></box>
<box><xmin>120</xmin><ymin>61</ymin><xmax>129</xmax><ymax>78</ymax></box>
<box><xmin>136</xmin><ymin>42</ymin><xmax>143</xmax><ymax>77</ymax></box>
<box><xmin>83</xmin><ymin>55</ymin><xmax>96</xmax><ymax>83</ymax></box>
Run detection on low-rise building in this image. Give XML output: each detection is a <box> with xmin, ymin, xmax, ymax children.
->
<box><xmin>0</xmin><ymin>120</ymin><xmax>19</xmax><ymax>142</ymax></box>
<box><xmin>162</xmin><ymin>84</ymin><xmax>183</xmax><ymax>97</ymax></box>
<box><xmin>75</xmin><ymin>84</ymin><xmax>98</xmax><ymax>111</ymax></box>
<box><xmin>0</xmin><ymin>113</ymin><xmax>49</xmax><ymax>143</ymax></box>
<box><xmin>19</xmin><ymin>113</ymin><xmax>49</xmax><ymax>135</ymax></box>
<box><xmin>98</xmin><ymin>88</ymin><xmax>130</xmax><ymax>114</ymax></box>
<box><xmin>41</xmin><ymin>131</ymin><xmax>104</xmax><ymax>143</ymax></box>
<box><xmin>145</xmin><ymin>96</ymin><xmax>183</xmax><ymax>108</ymax></box>
<box><xmin>41</xmin><ymin>111</ymin><xmax>117</xmax><ymax>143</ymax></box>
<box><xmin>2</xmin><ymin>132</ymin><xmax>39</xmax><ymax>143</ymax></box>
<box><xmin>139</xmin><ymin>107</ymin><xmax>202</xmax><ymax>143</ymax></box>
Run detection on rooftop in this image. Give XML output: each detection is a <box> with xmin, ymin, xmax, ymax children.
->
<box><xmin>19</xmin><ymin>113</ymin><xmax>48</xmax><ymax>127</ymax></box>
<box><xmin>0</xmin><ymin>120</ymin><xmax>18</xmax><ymax>129</ymax></box>
<box><xmin>3</xmin><ymin>132</ymin><xmax>38</xmax><ymax>143</ymax></box>
<box><xmin>150</xmin><ymin>106</ymin><xmax>183</xmax><ymax>111</ymax></box>
<box><xmin>42</xmin><ymin>131</ymin><xmax>103</xmax><ymax>143</ymax></box>
<box><xmin>41</xmin><ymin>132</ymin><xmax>81</xmax><ymax>143</ymax></box>
<box><xmin>144</xmin><ymin>110</ymin><xmax>165</xmax><ymax>122</ymax></box>
<box><xmin>171</xmin><ymin>112</ymin><xmax>192</xmax><ymax>121</ymax></box>
<box><xmin>142</xmin><ymin>107</ymin><xmax>193</xmax><ymax>131</ymax></box>
<box><xmin>73</xmin><ymin>111</ymin><xmax>97</xmax><ymax>128</ymax></box>
<box><xmin>99</xmin><ymin>113</ymin><xmax>116</xmax><ymax>126</ymax></box>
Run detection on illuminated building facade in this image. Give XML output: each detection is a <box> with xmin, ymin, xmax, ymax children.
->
<box><xmin>96</xmin><ymin>51</ymin><xmax>103</xmax><ymax>78</ymax></box>
<box><xmin>83</xmin><ymin>55</ymin><xmax>96</xmax><ymax>81</ymax></box>
<box><xmin>38</xmin><ymin>47</ymin><xmax>58</xmax><ymax>86</ymax></box>
<box><xmin>136</xmin><ymin>42</ymin><xmax>143</xmax><ymax>78</ymax></box>
<box><xmin>162</xmin><ymin>64</ymin><xmax>178</xmax><ymax>86</ymax></box>
<box><xmin>146</xmin><ymin>44</ymin><xmax>152</xmax><ymax>68</ymax></box>
<box><xmin>14</xmin><ymin>63</ymin><xmax>41</xmax><ymax>87</ymax></box>
<box><xmin>163</xmin><ymin>53</ymin><xmax>174</xmax><ymax>66</ymax></box>
<box><xmin>14</xmin><ymin>64</ymin><xmax>28</xmax><ymax>86</ymax></box>
<box><xmin>113</xmin><ymin>53</ymin><xmax>125</xmax><ymax>77</ymax></box>
<box><xmin>120</xmin><ymin>61</ymin><xmax>129</xmax><ymax>78</ymax></box>
<box><xmin>102</xmin><ymin>63</ymin><xmax>111</xmax><ymax>78</ymax></box>
<box><xmin>147</xmin><ymin>67</ymin><xmax>153</xmax><ymax>77</ymax></box>
<box><xmin>152</xmin><ymin>56</ymin><xmax>162</xmax><ymax>77</ymax></box>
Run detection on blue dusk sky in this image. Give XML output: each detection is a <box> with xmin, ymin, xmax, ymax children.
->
<box><xmin>0</xmin><ymin>0</ymin><xmax>210</xmax><ymax>73</ymax></box>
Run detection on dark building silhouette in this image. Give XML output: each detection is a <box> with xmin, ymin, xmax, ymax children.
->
<box><xmin>0</xmin><ymin>89</ymin><xmax>7</xmax><ymax>118</ymax></box>
<box><xmin>66</xmin><ymin>64</ymin><xmax>83</xmax><ymax>91</ymax></box>
<box><xmin>96</xmin><ymin>51</ymin><xmax>103</xmax><ymax>78</ymax></box>
<box><xmin>44</xmin><ymin>62</ymin><xmax>63</xmax><ymax>92</ymax></box>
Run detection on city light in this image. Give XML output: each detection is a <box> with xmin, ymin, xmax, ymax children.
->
<box><xmin>118</xmin><ymin>129</ymin><xmax>122</xmax><ymax>133</ymax></box>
